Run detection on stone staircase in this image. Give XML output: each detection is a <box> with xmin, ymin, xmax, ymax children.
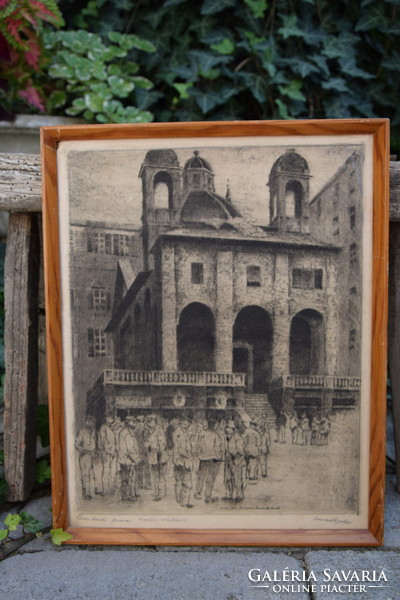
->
<box><xmin>244</xmin><ymin>393</ymin><xmax>276</xmax><ymax>430</ymax></box>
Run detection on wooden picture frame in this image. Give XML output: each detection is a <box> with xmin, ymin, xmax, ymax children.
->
<box><xmin>41</xmin><ymin>119</ymin><xmax>389</xmax><ymax>546</ymax></box>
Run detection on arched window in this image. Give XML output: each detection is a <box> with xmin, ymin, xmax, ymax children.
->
<box><xmin>285</xmin><ymin>180</ymin><xmax>303</xmax><ymax>218</ymax></box>
<box><xmin>154</xmin><ymin>171</ymin><xmax>173</xmax><ymax>210</ymax></box>
<box><xmin>177</xmin><ymin>303</ymin><xmax>215</xmax><ymax>371</ymax></box>
<box><xmin>289</xmin><ymin>309</ymin><xmax>324</xmax><ymax>375</ymax></box>
<box><xmin>232</xmin><ymin>306</ymin><xmax>273</xmax><ymax>393</ymax></box>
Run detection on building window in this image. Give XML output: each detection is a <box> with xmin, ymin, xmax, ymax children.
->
<box><xmin>88</xmin><ymin>328</ymin><xmax>106</xmax><ymax>357</ymax></box>
<box><xmin>246</xmin><ymin>265</ymin><xmax>261</xmax><ymax>287</ymax></box>
<box><xmin>87</xmin><ymin>232</ymin><xmax>105</xmax><ymax>254</ymax></box>
<box><xmin>292</xmin><ymin>268</ymin><xmax>323</xmax><ymax>290</ymax></box>
<box><xmin>87</xmin><ymin>231</ymin><xmax>133</xmax><ymax>256</ymax></box>
<box><xmin>350</xmin><ymin>243</ymin><xmax>358</xmax><ymax>266</ymax></box>
<box><xmin>191</xmin><ymin>262</ymin><xmax>204</xmax><ymax>284</ymax></box>
<box><xmin>349</xmin><ymin>205</ymin><xmax>356</xmax><ymax>230</ymax></box>
<box><xmin>90</xmin><ymin>287</ymin><xmax>109</xmax><ymax>312</ymax></box>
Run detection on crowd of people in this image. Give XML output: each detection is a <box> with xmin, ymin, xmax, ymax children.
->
<box><xmin>74</xmin><ymin>412</ymin><xmax>272</xmax><ymax>507</ymax></box>
<box><xmin>276</xmin><ymin>410</ymin><xmax>331</xmax><ymax>446</ymax></box>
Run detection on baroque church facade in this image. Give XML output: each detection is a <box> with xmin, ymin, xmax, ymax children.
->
<box><xmin>85</xmin><ymin>146</ymin><xmax>362</xmax><ymax>424</ymax></box>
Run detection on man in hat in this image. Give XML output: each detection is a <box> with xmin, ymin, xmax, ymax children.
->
<box><xmin>145</xmin><ymin>414</ymin><xmax>169</xmax><ymax>501</ymax></box>
<box><xmin>97</xmin><ymin>414</ymin><xmax>117</xmax><ymax>495</ymax></box>
<box><xmin>172</xmin><ymin>414</ymin><xmax>194</xmax><ymax>508</ymax></box>
<box><xmin>75</xmin><ymin>414</ymin><xmax>97</xmax><ymax>500</ymax></box>
<box><xmin>194</xmin><ymin>419</ymin><xmax>223</xmax><ymax>503</ymax></box>
<box><xmin>116</xmin><ymin>417</ymin><xmax>142</xmax><ymax>502</ymax></box>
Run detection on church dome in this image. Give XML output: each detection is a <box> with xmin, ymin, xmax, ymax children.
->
<box><xmin>183</xmin><ymin>150</ymin><xmax>213</xmax><ymax>172</ymax></box>
<box><xmin>143</xmin><ymin>149</ymin><xmax>179</xmax><ymax>167</ymax></box>
<box><xmin>270</xmin><ymin>149</ymin><xmax>309</xmax><ymax>177</ymax></box>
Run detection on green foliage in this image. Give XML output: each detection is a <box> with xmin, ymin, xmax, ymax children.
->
<box><xmin>44</xmin><ymin>29</ymin><xmax>155</xmax><ymax>123</ymax></box>
<box><xmin>4</xmin><ymin>514</ymin><xmax>21</xmax><ymax>531</ymax></box>
<box><xmin>37</xmin><ymin>405</ymin><xmax>50</xmax><ymax>448</ymax></box>
<box><xmin>0</xmin><ymin>512</ymin><xmax>44</xmax><ymax>546</ymax></box>
<box><xmin>0</xmin><ymin>478</ymin><xmax>7</xmax><ymax>506</ymax></box>
<box><xmin>35</xmin><ymin>459</ymin><xmax>51</xmax><ymax>484</ymax></box>
<box><xmin>50</xmin><ymin>528</ymin><xmax>73</xmax><ymax>545</ymax></box>
<box><xmin>0</xmin><ymin>0</ymin><xmax>64</xmax><ymax>115</ymax></box>
<box><xmin>58</xmin><ymin>0</ymin><xmax>400</xmax><ymax>150</ymax></box>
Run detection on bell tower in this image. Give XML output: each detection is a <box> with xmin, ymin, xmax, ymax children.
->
<box><xmin>268</xmin><ymin>149</ymin><xmax>311</xmax><ymax>233</ymax></box>
<box><xmin>139</xmin><ymin>149</ymin><xmax>181</xmax><ymax>269</ymax></box>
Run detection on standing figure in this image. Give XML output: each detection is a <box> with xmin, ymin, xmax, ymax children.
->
<box><xmin>276</xmin><ymin>411</ymin><xmax>287</xmax><ymax>443</ymax></box>
<box><xmin>258</xmin><ymin>421</ymin><xmax>271</xmax><ymax>478</ymax></box>
<box><xmin>194</xmin><ymin>420</ymin><xmax>224</xmax><ymax>502</ymax></box>
<box><xmin>97</xmin><ymin>415</ymin><xmax>116</xmax><ymax>495</ymax></box>
<box><xmin>311</xmin><ymin>413</ymin><xmax>322</xmax><ymax>445</ymax></box>
<box><xmin>319</xmin><ymin>415</ymin><xmax>331</xmax><ymax>445</ymax></box>
<box><xmin>135</xmin><ymin>415</ymin><xmax>151</xmax><ymax>491</ymax></box>
<box><xmin>172</xmin><ymin>415</ymin><xmax>194</xmax><ymax>508</ymax></box>
<box><xmin>145</xmin><ymin>414</ymin><xmax>169</xmax><ymax>501</ymax></box>
<box><xmin>300</xmin><ymin>412</ymin><xmax>311</xmax><ymax>445</ymax></box>
<box><xmin>117</xmin><ymin>417</ymin><xmax>142</xmax><ymax>502</ymax></box>
<box><xmin>289</xmin><ymin>411</ymin><xmax>299</xmax><ymax>444</ymax></box>
<box><xmin>244</xmin><ymin>421</ymin><xmax>261</xmax><ymax>480</ymax></box>
<box><xmin>75</xmin><ymin>415</ymin><xmax>97</xmax><ymax>499</ymax></box>
<box><xmin>224</xmin><ymin>420</ymin><xmax>246</xmax><ymax>502</ymax></box>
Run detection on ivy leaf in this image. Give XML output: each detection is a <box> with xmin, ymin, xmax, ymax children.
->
<box><xmin>192</xmin><ymin>89</ymin><xmax>223</xmax><ymax>113</ymax></box>
<box><xmin>355</xmin><ymin>6</ymin><xmax>388</xmax><ymax>31</ymax></box>
<box><xmin>278</xmin><ymin>14</ymin><xmax>304</xmax><ymax>39</ymax></box>
<box><xmin>339</xmin><ymin>57</ymin><xmax>374</xmax><ymax>79</ymax></box>
<box><xmin>35</xmin><ymin>459</ymin><xmax>51</xmax><ymax>484</ymax></box>
<box><xmin>4</xmin><ymin>514</ymin><xmax>21</xmax><ymax>531</ymax></box>
<box><xmin>321</xmin><ymin>77</ymin><xmax>348</xmax><ymax>92</ymax></box>
<box><xmin>275</xmin><ymin>99</ymin><xmax>292</xmax><ymax>119</ymax></box>
<box><xmin>172</xmin><ymin>82</ymin><xmax>193</xmax><ymax>99</ymax></box>
<box><xmin>50</xmin><ymin>529</ymin><xmax>74</xmax><ymax>546</ymax></box>
<box><xmin>251</xmin><ymin>75</ymin><xmax>268</xmax><ymax>103</ymax></box>
<box><xmin>0</xmin><ymin>529</ymin><xmax>8</xmax><ymax>541</ymax></box>
<box><xmin>211</xmin><ymin>38</ymin><xmax>235</xmax><ymax>55</ymax></box>
<box><xmin>310</xmin><ymin>54</ymin><xmax>330</xmax><ymax>77</ymax></box>
<box><xmin>163</xmin><ymin>0</ymin><xmax>188</xmax><ymax>6</ymax></box>
<box><xmin>201</xmin><ymin>0</ymin><xmax>236</xmax><ymax>15</ymax></box>
<box><xmin>278</xmin><ymin>80</ymin><xmax>306</xmax><ymax>101</ymax></box>
<box><xmin>0</xmin><ymin>450</ymin><xmax>4</xmax><ymax>464</ymax></box>
<box><xmin>19</xmin><ymin>512</ymin><xmax>44</xmax><ymax>534</ymax></box>
<box><xmin>244</xmin><ymin>0</ymin><xmax>268</xmax><ymax>19</ymax></box>
<box><xmin>382</xmin><ymin>52</ymin><xmax>400</xmax><ymax>72</ymax></box>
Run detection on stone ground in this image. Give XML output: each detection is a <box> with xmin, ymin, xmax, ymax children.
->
<box><xmin>0</xmin><ymin>412</ymin><xmax>399</xmax><ymax>600</ymax></box>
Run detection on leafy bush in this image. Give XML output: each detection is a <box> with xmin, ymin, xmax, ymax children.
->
<box><xmin>58</xmin><ymin>0</ymin><xmax>400</xmax><ymax>151</ymax></box>
<box><xmin>0</xmin><ymin>0</ymin><xmax>63</xmax><ymax>116</ymax></box>
<box><xmin>44</xmin><ymin>28</ymin><xmax>156</xmax><ymax>123</ymax></box>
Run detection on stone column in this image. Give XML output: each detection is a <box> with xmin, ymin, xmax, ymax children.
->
<box><xmin>271</xmin><ymin>254</ymin><xmax>290</xmax><ymax>380</ymax></box>
<box><xmin>215</xmin><ymin>250</ymin><xmax>233</xmax><ymax>373</ymax></box>
<box><xmin>161</xmin><ymin>244</ymin><xmax>177</xmax><ymax>370</ymax></box>
<box><xmin>324</xmin><ymin>255</ymin><xmax>338</xmax><ymax>376</ymax></box>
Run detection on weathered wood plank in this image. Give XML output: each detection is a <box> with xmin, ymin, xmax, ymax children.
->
<box><xmin>0</xmin><ymin>154</ymin><xmax>41</xmax><ymax>212</ymax></box>
<box><xmin>0</xmin><ymin>152</ymin><xmax>399</xmax><ymax>216</ymax></box>
<box><xmin>3</xmin><ymin>213</ymin><xmax>40</xmax><ymax>501</ymax></box>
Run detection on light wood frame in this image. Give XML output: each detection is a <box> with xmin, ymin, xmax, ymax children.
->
<box><xmin>41</xmin><ymin>119</ymin><xmax>389</xmax><ymax>546</ymax></box>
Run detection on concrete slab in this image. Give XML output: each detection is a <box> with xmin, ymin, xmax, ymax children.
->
<box><xmin>305</xmin><ymin>550</ymin><xmax>399</xmax><ymax>599</ymax></box>
<box><xmin>0</xmin><ymin>551</ymin><xmax>308</xmax><ymax>600</ymax></box>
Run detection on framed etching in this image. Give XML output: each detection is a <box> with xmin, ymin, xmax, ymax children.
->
<box><xmin>41</xmin><ymin>119</ymin><xmax>389</xmax><ymax>546</ymax></box>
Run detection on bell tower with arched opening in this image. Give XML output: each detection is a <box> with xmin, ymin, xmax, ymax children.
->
<box><xmin>268</xmin><ymin>148</ymin><xmax>311</xmax><ymax>233</ymax></box>
<box><xmin>139</xmin><ymin>149</ymin><xmax>181</xmax><ymax>269</ymax></box>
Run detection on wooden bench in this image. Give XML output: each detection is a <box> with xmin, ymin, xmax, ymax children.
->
<box><xmin>0</xmin><ymin>152</ymin><xmax>400</xmax><ymax>501</ymax></box>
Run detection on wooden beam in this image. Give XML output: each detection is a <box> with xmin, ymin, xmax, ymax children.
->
<box><xmin>0</xmin><ymin>152</ymin><xmax>399</xmax><ymax>217</ymax></box>
<box><xmin>3</xmin><ymin>213</ymin><xmax>40</xmax><ymax>500</ymax></box>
